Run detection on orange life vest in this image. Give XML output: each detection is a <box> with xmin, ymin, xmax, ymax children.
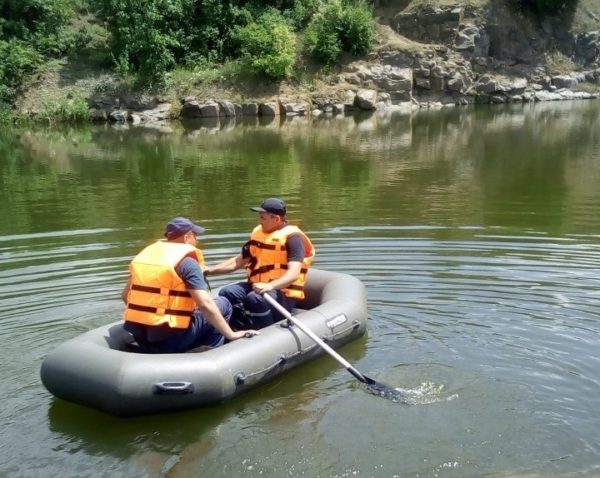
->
<box><xmin>246</xmin><ymin>224</ymin><xmax>315</xmax><ymax>299</ymax></box>
<box><xmin>124</xmin><ymin>240</ymin><xmax>205</xmax><ymax>329</ymax></box>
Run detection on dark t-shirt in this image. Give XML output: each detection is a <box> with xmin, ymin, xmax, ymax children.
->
<box><xmin>177</xmin><ymin>255</ymin><xmax>209</xmax><ymax>290</ymax></box>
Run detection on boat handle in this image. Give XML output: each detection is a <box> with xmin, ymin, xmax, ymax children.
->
<box><xmin>234</xmin><ymin>354</ymin><xmax>286</xmax><ymax>386</ymax></box>
<box><xmin>153</xmin><ymin>381</ymin><xmax>194</xmax><ymax>395</ymax></box>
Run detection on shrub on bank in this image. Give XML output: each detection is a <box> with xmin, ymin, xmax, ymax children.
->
<box><xmin>305</xmin><ymin>0</ymin><xmax>375</xmax><ymax>64</ymax></box>
<box><xmin>0</xmin><ymin>39</ymin><xmax>43</xmax><ymax>96</ymax></box>
<box><xmin>40</xmin><ymin>95</ymin><xmax>90</xmax><ymax>123</ymax></box>
<box><xmin>0</xmin><ymin>102</ymin><xmax>13</xmax><ymax>124</ymax></box>
<box><xmin>305</xmin><ymin>2</ymin><xmax>343</xmax><ymax>64</ymax></box>
<box><xmin>97</xmin><ymin>1</ymin><xmax>304</xmax><ymax>84</ymax></box>
<box><xmin>283</xmin><ymin>0</ymin><xmax>322</xmax><ymax>30</ymax></box>
<box><xmin>342</xmin><ymin>1</ymin><xmax>376</xmax><ymax>56</ymax></box>
<box><xmin>96</xmin><ymin>0</ymin><xmax>375</xmax><ymax>84</ymax></box>
<box><xmin>0</xmin><ymin>0</ymin><xmax>77</xmax><ymax>100</ymax></box>
<box><xmin>0</xmin><ymin>0</ymin><xmax>76</xmax><ymax>55</ymax></box>
<box><xmin>234</xmin><ymin>10</ymin><xmax>297</xmax><ymax>79</ymax></box>
<box><xmin>97</xmin><ymin>0</ymin><xmax>190</xmax><ymax>86</ymax></box>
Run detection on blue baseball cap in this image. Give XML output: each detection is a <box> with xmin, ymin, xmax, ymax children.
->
<box><xmin>165</xmin><ymin>217</ymin><xmax>206</xmax><ymax>240</ymax></box>
<box><xmin>250</xmin><ymin>198</ymin><xmax>287</xmax><ymax>216</ymax></box>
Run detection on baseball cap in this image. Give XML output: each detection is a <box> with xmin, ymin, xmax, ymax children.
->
<box><xmin>250</xmin><ymin>198</ymin><xmax>287</xmax><ymax>216</ymax></box>
<box><xmin>164</xmin><ymin>217</ymin><xmax>206</xmax><ymax>240</ymax></box>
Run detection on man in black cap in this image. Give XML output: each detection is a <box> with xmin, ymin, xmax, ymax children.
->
<box><xmin>122</xmin><ymin>216</ymin><xmax>258</xmax><ymax>353</ymax></box>
<box><xmin>205</xmin><ymin>198</ymin><xmax>315</xmax><ymax>329</ymax></box>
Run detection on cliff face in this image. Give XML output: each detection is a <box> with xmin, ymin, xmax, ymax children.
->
<box><xmin>329</xmin><ymin>0</ymin><xmax>600</xmax><ymax>111</ymax></box>
<box><xmin>386</xmin><ymin>1</ymin><xmax>600</xmax><ymax>71</ymax></box>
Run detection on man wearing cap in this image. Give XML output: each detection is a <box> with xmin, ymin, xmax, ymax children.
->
<box><xmin>122</xmin><ymin>217</ymin><xmax>258</xmax><ymax>353</ymax></box>
<box><xmin>205</xmin><ymin>198</ymin><xmax>315</xmax><ymax>329</ymax></box>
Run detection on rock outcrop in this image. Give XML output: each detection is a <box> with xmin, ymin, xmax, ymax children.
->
<box><xmin>79</xmin><ymin>2</ymin><xmax>600</xmax><ymax>126</ymax></box>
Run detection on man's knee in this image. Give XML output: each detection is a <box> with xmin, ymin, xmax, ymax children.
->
<box><xmin>218</xmin><ymin>282</ymin><xmax>249</xmax><ymax>305</ymax></box>
<box><xmin>218</xmin><ymin>285</ymin><xmax>234</xmax><ymax>300</ymax></box>
<box><xmin>245</xmin><ymin>291</ymin><xmax>267</xmax><ymax>309</ymax></box>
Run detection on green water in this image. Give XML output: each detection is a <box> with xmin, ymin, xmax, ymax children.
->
<box><xmin>1</xmin><ymin>102</ymin><xmax>600</xmax><ymax>477</ymax></box>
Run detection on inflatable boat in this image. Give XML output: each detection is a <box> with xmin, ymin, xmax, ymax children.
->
<box><xmin>40</xmin><ymin>269</ymin><xmax>368</xmax><ymax>416</ymax></box>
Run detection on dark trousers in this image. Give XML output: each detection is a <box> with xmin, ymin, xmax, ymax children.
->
<box><xmin>124</xmin><ymin>296</ymin><xmax>232</xmax><ymax>353</ymax></box>
<box><xmin>218</xmin><ymin>281</ymin><xmax>295</xmax><ymax>329</ymax></box>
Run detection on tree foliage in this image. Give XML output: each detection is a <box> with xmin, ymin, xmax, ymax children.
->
<box><xmin>96</xmin><ymin>0</ymin><xmax>192</xmax><ymax>85</ymax></box>
<box><xmin>0</xmin><ymin>0</ymin><xmax>78</xmax><ymax>102</ymax></box>
<box><xmin>0</xmin><ymin>0</ymin><xmax>378</xmax><ymax>97</ymax></box>
<box><xmin>305</xmin><ymin>0</ymin><xmax>375</xmax><ymax>64</ymax></box>
<box><xmin>0</xmin><ymin>40</ymin><xmax>42</xmax><ymax>89</ymax></box>
<box><xmin>234</xmin><ymin>9</ymin><xmax>296</xmax><ymax>78</ymax></box>
<box><xmin>0</xmin><ymin>0</ymin><xmax>76</xmax><ymax>54</ymax></box>
<box><xmin>95</xmin><ymin>0</ymin><xmax>315</xmax><ymax>83</ymax></box>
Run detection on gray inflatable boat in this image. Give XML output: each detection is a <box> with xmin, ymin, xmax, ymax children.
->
<box><xmin>40</xmin><ymin>269</ymin><xmax>368</xmax><ymax>416</ymax></box>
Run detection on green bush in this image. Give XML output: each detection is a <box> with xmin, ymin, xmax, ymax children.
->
<box><xmin>97</xmin><ymin>0</ymin><xmax>191</xmax><ymax>86</ymax></box>
<box><xmin>234</xmin><ymin>10</ymin><xmax>297</xmax><ymax>79</ymax></box>
<box><xmin>341</xmin><ymin>1</ymin><xmax>375</xmax><ymax>56</ymax></box>
<box><xmin>0</xmin><ymin>0</ymin><xmax>79</xmax><ymax>101</ymax></box>
<box><xmin>284</xmin><ymin>0</ymin><xmax>323</xmax><ymax>30</ymax></box>
<box><xmin>305</xmin><ymin>1</ymin><xmax>343</xmax><ymax>64</ymax></box>
<box><xmin>40</xmin><ymin>94</ymin><xmax>90</xmax><ymax>123</ymax></box>
<box><xmin>305</xmin><ymin>23</ymin><xmax>342</xmax><ymax>64</ymax></box>
<box><xmin>184</xmin><ymin>1</ymin><xmax>252</xmax><ymax>63</ymax></box>
<box><xmin>305</xmin><ymin>0</ymin><xmax>374</xmax><ymax>64</ymax></box>
<box><xmin>96</xmin><ymin>0</ymin><xmax>259</xmax><ymax>84</ymax></box>
<box><xmin>0</xmin><ymin>101</ymin><xmax>13</xmax><ymax>124</ymax></box>
<box><xmin>0</xmin><ymin>0</ymin><xmax>76</xmax><ymax>55</ymax></box>
<box><xmin>0</xmin><ymin>39</ymin><xmax>43</xmax><ymax>88</ymax></box>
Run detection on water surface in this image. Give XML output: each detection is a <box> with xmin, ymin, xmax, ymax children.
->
<box><xmin>1</xmin><ymin>101</ymin><xmax>600</xmax><ymax>477</ymax></box>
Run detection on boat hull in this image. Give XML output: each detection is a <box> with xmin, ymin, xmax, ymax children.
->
<box><xmin>40</xmin><ymin>269</ymin><xmax>368</xmax><ymax>416</ymax></box>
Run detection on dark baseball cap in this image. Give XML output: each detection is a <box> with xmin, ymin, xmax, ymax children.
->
<box><xmin>250</xmin><ymin>198</ymin><xmax>287</xmax><ymax>216</ymax></box>
<box><xmin>164</xmin><ymin>217</ymin><xmax>206</xmax><ymax>240</ymax></box>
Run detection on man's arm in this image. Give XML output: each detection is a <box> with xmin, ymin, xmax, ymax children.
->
<box><xmin>177</xmin><ymin>256</ymin><xmax>258</xmax><ymax>340</ymax></box>
<box><xmin>252</xmin><ymin>234</ymin><xmax>306</xmax><ymax>293</ymax></box>
<box><xmin>189</xmin><ymin>289</ymin><xmax>257</xmax><ymax>340</ymax></box>
<box><xmin>252</xmin><ymin>261</ymin><xmax>302</xmax><ymax>294</ymax></box>
<box><xmin>204</xmin><ymin>254</ymin><xmax>249</xmax><ymax>276</ymax></box>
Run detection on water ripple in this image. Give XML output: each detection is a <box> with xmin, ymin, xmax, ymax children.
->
<box><xmin>1</xmin><ymin>224</ymin><xmax>600</xmax><ymax>476</ymax></box>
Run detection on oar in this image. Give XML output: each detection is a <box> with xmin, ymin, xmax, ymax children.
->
<box><xmin>263</xmin><ymin>293</ymin><xmax>406</xmax><ymax>401</ymax></box>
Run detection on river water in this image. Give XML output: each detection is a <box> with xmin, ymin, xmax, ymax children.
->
<box><xmin>1</xmin><ymin>101</ymin><xmax>599</xmax><ymax>477</ymax></box>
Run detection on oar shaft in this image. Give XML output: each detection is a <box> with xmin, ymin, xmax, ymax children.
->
<box><xmin>263</xmin><ymin>293</ymin><xmax>368</xmax><ymax>383</ymax></box>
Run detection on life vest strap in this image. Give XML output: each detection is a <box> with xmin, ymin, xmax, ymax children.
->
<box><xmin>248</xmin><ymin>263</ymin><xmax>282</xmax><ymax>277</ymax></box>
<box><xmin>127</xmin><ymin>303</ymin><xmax>192</xmax><ymax>317</ymax></box>
<box><xmin>248</xmin><ymin>263</ymin><xmax>308</xmax><ymax>278</ymax></box>
<box><xmin>131</xmin><ymin>283</ymin><xmax>191</xmax><ymax>298</ymax></box>
<box><xmin>247</xmin><ymin>239</ymin><xmax>283</xmax><ymax>250</ymax></box>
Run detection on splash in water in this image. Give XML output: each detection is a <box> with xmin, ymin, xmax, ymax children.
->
<box><xmin>367</xmin><ymin>380</ymin><xmax>458</xmax><ymax>405</ymax></box>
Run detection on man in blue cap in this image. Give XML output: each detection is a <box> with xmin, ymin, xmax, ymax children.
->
<box><xmin>205</xmin><ymin>198</ymin><xmax>315</xmax><ymax>329</ymax></box>
<box><xmin>122</xmin><ymin>216</ymin><xmax>258</xmax><ymax>353</ymax></box>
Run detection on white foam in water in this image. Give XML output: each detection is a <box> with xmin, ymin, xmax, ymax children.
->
<box><xmin>392</xmin><ymin>381</ymin><xmax>459</xmax><ymax>405</ymax></box>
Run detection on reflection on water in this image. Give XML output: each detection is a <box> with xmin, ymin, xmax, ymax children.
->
<box><xmin>2</xmin><ymin>101</ymin><xmax>599</xmax><ymax>236</ymax></box>
<box><xmin>1</xmin><ymin>101</ymin><xmax>600</xmax><ymax>477</ymax></box>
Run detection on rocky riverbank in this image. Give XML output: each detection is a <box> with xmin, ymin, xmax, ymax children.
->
<box><xmin>16</xmin><ymin>2</ymin><xmax>600</xmax><ymax>125</ymax></box>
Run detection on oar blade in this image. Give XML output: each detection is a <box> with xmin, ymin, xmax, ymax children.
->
<box><xmin>261</xmin><ymin>295</ymin><xmax>408</xmax><ymax>402</ymax></box>
<box><xmin>363</xmin><ymin>375</ymin><xmax>409</xmax><ymax>403</ymax></box>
